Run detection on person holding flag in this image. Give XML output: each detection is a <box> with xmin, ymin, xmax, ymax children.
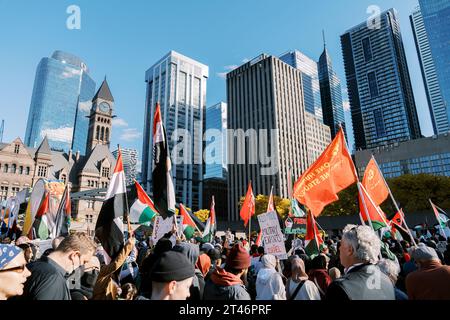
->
<box><xmin>203</xmin><ymin>196</ymin><xmax>216</xmax><ymax>243</ymax></box>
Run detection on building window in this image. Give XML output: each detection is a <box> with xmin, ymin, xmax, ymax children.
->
<box><xmin>11</xmin><ymin>187</ymin><xmax>20</xmax><ymax>197</ymax></box>
<box><xmin>367</xmin><ymin>72</ymin><xmax>379</xmax><ymax>98</ymax></box>
<box><xmin>19</xmin><ymin>166</ymin><xmax>23</xmax><ymax>174</ymax></box>
<box><xmin>12</xmin><ymin>164</ymin><xmax>17</xmax><ymax>174</ymax></box>
<box><xmin>3</xmin><ymin>164</ymin><xmax>8</xmax><ymax>173</ymax></box>
<box><xmin>25</xmin><ymin>167</ymin><xmax>30</xmax><ymax>175</ymax></box>
<box><xmin>0</xmin><ymin>186</ymin><xmax>8</xmax><ymax>201</ymax></box>
<box><xmin>373</xmin><ymin>108</ymin><xmax>386</xmax><ymax>137</ymax></box>
<box><xmin>102</xmin><ymin>167</ymin><xmax>110</xmax><ymax>178</ymax></box>
<box><xmin>362</xmin><ymin>37</ymin><xmax>372</xmax><ymax>62</ymax></box>
<box><xmin>37</xmin><ymin>166</ymin><xmax>47</xmax><ymax>177</ymax></box>
<box><xmin>14</xmin><ymin>144</ymin><xmax>20</xmax><ymax>154</ymax></box>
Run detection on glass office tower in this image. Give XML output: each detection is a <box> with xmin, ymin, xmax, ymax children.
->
<box><xmin>25</xmin><ymin>51</ymin><xmax>96</xmax><ymax>152</ymax></box>
<box><xmin>204</xmin><ymin>102</ymin><xmax>227</xmax><ymax>179</ymax></box>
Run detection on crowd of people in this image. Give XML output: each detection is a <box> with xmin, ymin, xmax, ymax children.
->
<box><xmin>1</xmin><ymin>223</ymin><xmax>450</xmax><ymax>301</ymax></box>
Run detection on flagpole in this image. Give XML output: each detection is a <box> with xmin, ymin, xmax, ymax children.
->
<box><xmin>357</xmin><ymin>182</ymin><xmax>376</xmax><ymax>233</ymax></box>
<box><xmin>430</xmin><ymin>199</ymin><xmax>447</xmax><ymax>239</ymax></box>
<box><xmin>372</xmin><ymin>156</ymin><xmax>417</xmax><ymax>246</ymax></box>
<box><xmin>340</xmin><ymin>125</ymin><xmax>368</xmax><ymax>228</ymax></box>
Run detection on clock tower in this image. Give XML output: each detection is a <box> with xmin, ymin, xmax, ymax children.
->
<box><xmin>86</xmin><ymin>78</ymin><xmax>114</xmax><ymax>154</ymax></box>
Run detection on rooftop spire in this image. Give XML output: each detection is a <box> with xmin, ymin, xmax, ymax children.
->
<box><xmin>322</xmin><ymin>29</ymin><xmax>327</xmax><ymax>49</ymax></box>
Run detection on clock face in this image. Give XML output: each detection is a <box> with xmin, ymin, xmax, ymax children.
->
<box><xmin>99</xmin><ymin>102</ymin><xmax>110</xmax><ymax>113</ymax></box>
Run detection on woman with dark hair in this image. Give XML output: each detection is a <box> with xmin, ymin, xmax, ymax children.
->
<box><xmin>308</xmin><ymin>254</ymin><xmax>332</xmax><ymax>298</ymax></box>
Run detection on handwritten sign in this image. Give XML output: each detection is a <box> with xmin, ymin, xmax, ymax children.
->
<box><xmin>257</xmin><ymin>211</ymin><xmax>287</xmax><ymax>260</ymax></box>
<box><xmin>152</xmin><ymin>216</ymin><xmax>176</xmax><ymax>246</ymax></box>
<box><xmin>284</xmin><ymin>217</ymin><xmax>307</xmax><ymax>235</ymax></box>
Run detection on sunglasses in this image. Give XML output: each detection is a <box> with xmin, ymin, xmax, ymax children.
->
<box><xmin>0</xmin><ymin>264</ymin><xmax>27</xmax><ymax>273</ymax></box>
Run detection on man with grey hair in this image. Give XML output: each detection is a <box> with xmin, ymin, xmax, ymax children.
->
<box><xmin>378</xmin><ymin>259</ymin><xmax>407</xmax><ymax>300</ymax></box>
<box><xmin>405</xmin><ymin>243</ymin><xmax>450</xmax><ymax>300</ymax></box>
<box><xmin>325</xmin><ymin>225</ymin><xmax>395</xmax><ymax>300</ymax></box>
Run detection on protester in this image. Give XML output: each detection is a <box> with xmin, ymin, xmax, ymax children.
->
<box><xmin>70</xmin><ymin>255</ymin><xmax>100</xmax><ymax>300</ymax></box>
<box><xmin>22</xmin><ymin>232</ymin><xmax>96</xmax><ymax>300</ymax></box>
<box><xmin>172</xmin><ymin>242</ymin><xmax>204</xmax><ymax>300</ymax></box>
<box><xmin>255</xmin><ymin>254</ymin><xmax>286</xmax><ymax>300</ymax></box>
<box><xmin>92</xmin><ymin>235</ymin><xmax>136</xmax><ymax>300</ymax></box>
<box><xmin>325</xmin><ymin>225</ymin><xmax>395</xmax><ymax>300</ymax></box>
<box><xmin>308</xmin><ymin>254</ymin><xmax>332</xmax><ymax>298</ymax></box>
<box><xmin>378</xmin><ymin>259</ymin><xmax>408</xmax><ymax>300</ymax></box>
<box><xmin>0</xmin><ymin>244</ymin><xmax>31</xmax><ymax>300</ymax></box>
<box><xmin>405</xmin><ymin>243</ymin><xmax>450</xmax><ymax>300</ymax></box>
<box><xmin>204</xmin><ymin>243</ymin><xmax>251</xmax><ymax>300</ymax></box>
<box><xmin>328</xmin><ymin>267</ymin><xmax>341</xmax><ymax>281</ymax></box>
<box><xmin>286</xmin><ymin>257</ymin><xmax>320</xmax><ymax>300</ymax></box>
<box><xmin>149</xmin><ymin>251</ymin><xmax>195</xmax><ymax>300</ymax></box>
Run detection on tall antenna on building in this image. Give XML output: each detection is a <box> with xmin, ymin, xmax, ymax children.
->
<box><xmin>0</xmin><ymin>119</ymin><xmax>4</xmax><ymax>143</ymax></box>
<box><xmin>322</xmin><ymin>30</ymin><xmax>327</xmax><ymax>49</ymax></box>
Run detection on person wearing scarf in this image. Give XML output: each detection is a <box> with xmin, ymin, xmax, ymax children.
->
<box><xmin>255</xmin><ymin>254</ymin><xmax>286</xmax><ymax>300</ymax></box>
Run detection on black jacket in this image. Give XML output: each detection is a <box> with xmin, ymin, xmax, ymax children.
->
<box><xmin>325</xmin><ymin>264</ymin><xmax>395</xmax><ymax>300</ymax></box>
<box><xmin>22</xmin><ymin>256</ymin><xmax>71</xmax><ymax>300</ymax></box>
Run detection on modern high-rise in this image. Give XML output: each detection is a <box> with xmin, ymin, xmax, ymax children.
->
<box><xmin>341</xmin><ymin>9</ymin><xmax>422</xmax><ymax>150</ymax></box>
<box><xmin>280</xmin><ymin>51</ymin><xmax>323</xmax><ymax>120</ymax></box>
<box><xmin>305</xmin><ymin>112</ymin><xmax>331</xmax><ymax>165</ymax></box>
<box><xmin>141</xmin><ymin>51</ymin><xmax>208</xmax><ymax>210</ymax></box>
<box><xmin>226</xmin><ymin>54</ymin><xmax>310</xmax><ymax>222</ymax></box>
<box><xmin>318</xmin><ymin>39</ymin><xmax>347</xmax><ymax>140</ymax></box>
<box><xmin>204</xmin><ymin>102</ymin><xmax>227</xmax><ymax>179</ymax></box>
<box><xmin>112</xmin><ymin>148</ymin><xmax>138</xmax><ymax>186</ymax></box>
<box><xmin>25</xmin><ymin>51</ymin><xmax>96</xmax><ymax>153</ymax></box>
<box><xmin>417</xmin><ymin>0</ymin><xmax>450</xmax><ymax>133</ymax></box>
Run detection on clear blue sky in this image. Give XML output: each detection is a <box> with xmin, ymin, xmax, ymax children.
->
<box><xmin>0</xmin><ymin>0</ymin><xmax>432</xmax><ymax>161</ymax></box>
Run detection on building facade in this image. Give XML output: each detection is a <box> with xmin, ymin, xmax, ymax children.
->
<box><xmin>204</xmin><ymin>102</ymin><xmax>227</xmax><ymax>179</ymax></box>
<box><xmin>226</xmin><ymin>54</ymin><xmax>309</xmax><ymax>221</ymax></box>
<box><xmin>341</xmin><ymin>9</ymin><xmax>422</xmax><ymax>150</ymax></box>
<box><xmin>141</xmin><ymin>51</ymin><xmax>208</xmax><ymax>210</ymax></box>
<box><xmin>280</xmin><ymin>50</ymin><xmax>323</xmax><ymax>120</ymax></box>
<box><xmin>112</xmin><ymin>148</ymin><xmax>138</xmax><ymax>186</ymax></box>
<box><xmin>305</xmin><ymin>112</ymin><xmax>332</xmax><ymax>166</ymax></box>
<box><xmin>318</xmin><ymin>43</ymin><xmax>347</xmax><ymax>140</ymax></box>
<box><xmin>24</xmin><ymin>51</ymin><xmax>96</xmax><ymax>153</ymax></box>
<box><xmin>202</xmin><ymin>177</ymin><xmax>228</xmax><ymax>222</ymax></box>
<box><xmin>1</xmin><ymin>79</ymin><xmax>117</xmax><ymax>230</ymax></box>
<box><xmin>417</xmin><ymin>0</ymin><xmax>450</xmax><ymax>134</ymax></box>
<box><xmin>355</xmin><ymin>133</ymin><xmax>450</xmax><ymax>179</ymax></box>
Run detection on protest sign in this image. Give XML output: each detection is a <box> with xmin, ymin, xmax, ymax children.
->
<box><xmin>152</xmin><ymin>216</ymin><xmax>176</xmax><ymax>246</ymax></box>
<box><xmin>284</xmin><ymin>217</ymin><xmax>307</xmax><ymax>235</ymax></box>
<box><xmin>257</xmin><ymin>211</ymin><xmax>287</xmax><ymax>260</ymax></box>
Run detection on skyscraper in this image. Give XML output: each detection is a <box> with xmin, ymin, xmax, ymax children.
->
<box><xmin>227</xmin><ymin>54</ymin><xmax>325</xmax><ymax>222</ymax></box>
<box><xmin>25</xmin><ymin>51</ymin><xmax>96</xmax><ymax>153</ymax></box>
<box><xmin>204</xmin><ymin>102</ymin><xmax>227</xmax><ymax>179</ymax></box>
<box><xmin>280</xmin><ymin>50</ymin><xmax>323</xmax><ymax>120</ymax></box>
<box><xmin>417</xmin><ymin>0</ymin><xmax>450</xmax><ymax>133</ymax></box>
<box><xmin>141</xmin><ymin>51</ymin><xmax>208</xmax><ymax>210</ymax></box>
<box><xmin>112</xmin><ymin>148</ymin><xmax>138</xmax><ymax>186</ymax></box>
<box><xmin>341</xmin><ymin>9</ymin><xmax>421</xmax><ymax>150</ymax></box>
<box><xmin>318</xmin><ymin>35</ymin><xmax>347</xmax><ymax>140</ymax></box>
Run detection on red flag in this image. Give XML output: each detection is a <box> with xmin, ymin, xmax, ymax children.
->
<box><xmin>358</xmin><ymin>183</ymin><xmax>388</xmax><ymax>230</ymax></box>
<box><xmin>304</xmin><ymin>210</ymin><xmax>323</xmax><ymax>257</ymax></box>
<box><xmin>35</xmin><ymin>193</ymin><xmax>49</xmax><ymax>219</ymax></box>
<box><xmin>209</xmin><ymin>196</ymin><xmax>216</xmax><ymax>227</ymax></box>
<box><xmin>293</xmin><ymin>128</ymin><xmax>357</xmax><ymax>217</ymax></box>
<box><xmin>362</xmin><ymin>157</ymin><xmax>389</xmax><ymax>206</ymax></box>
<box><xmin>267</xmin><ymin>187</ymin><xmax>275</xmax><ymax>212</ymax></box>
<box><xmin>240</xmin><ymin>182</ymin><xmax>255</xmax><ymax>227</ymax></box>
<box><xmin>179</xmin><ymin>203</ymin><xmax>196</xmax><ymax>228</ymax></box>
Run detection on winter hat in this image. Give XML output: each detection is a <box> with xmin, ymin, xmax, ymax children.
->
<box><xmin>201</xmin><ymin>243</ymin><xmax>214</xmax><ymax>253</ymax></box>
<box><xmin>225</xmin><ymin>243</ymin><xmax>251</xmax><ymax>270</ymax></box>
<box><xmin>410</xmin><ymin>243</ymin><xmax>439</xmax><ymax>261</ymax></box>
<box><xmin>150</xmin><ymin>251</ymin><xmax>195</xmax><ymax>282</ymax></box>
<box><xmin>0</xmin><ymin>244</ymin><xmax>22</xmax><ymax>270</ymax></box>
<box><xmin>207</xmin><ymin>248</ymin><xmax>222</xmax><ymax>262</ymax></box>
<box><xmin>172</xmin><ymin>242</ymin><xmax>199</xmax><ymax>266</ymax></box>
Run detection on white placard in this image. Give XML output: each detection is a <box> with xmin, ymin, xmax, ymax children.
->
<box><xmin>257</xmin><ymin>211</ymin><xmax>287</xmax><ymax>260</ymax></box>
<box><xmin>152</xmin><ymin>216</ymin><xmax>176</xmax><ymax>246</ymax></box>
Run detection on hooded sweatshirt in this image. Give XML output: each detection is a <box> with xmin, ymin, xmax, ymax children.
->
<box><xmin>203</xmin><ymin>266</ymin><xmax>251</xmax><ymax>300</ymax></box>
<box><xmin>255</xmin><ymin>255</ymin><xmax>286</xmax><ymax>300</ymax></box>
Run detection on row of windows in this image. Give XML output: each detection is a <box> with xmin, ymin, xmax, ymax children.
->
<box><xmin>95</xmin><ymin>126</ymin><xmax>110</xmax><ymax>142</ymax></box>
<box><xmin>0</xmin><ymin>186</ymin><xmax>21</xmax><ymax>201</ymax></box>
<box><xmin>0</xmin><ymin>163</ymin><xmax>31</xmax><ymax>175</ymax></box>
<box><xmin>97</xmin><ymin>117</ymin><xmax>110</xmax><ymax>124</ymax></box>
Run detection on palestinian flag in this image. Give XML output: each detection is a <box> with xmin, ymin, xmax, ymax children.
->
<box><xmin>32</xmin><ymin>192</ymin><xmax>50</xmax><ymax>240</ymax></box>
<box><xmin>128</xmin><ymin>180</ymin><xmax>158</xmax><ymax>226</ymax></box>
<box><xmin>304</xmin><ymin>210</ymin><xmax>323</xmax><ymax>258</ymax></box>
<box><xmin>291</xmin><ymin>199</ymin><xmax>306</xmax><ymax>218</ymax></box>
<box><xmin>95</xmin><ymin>148</ymin><xmax>127</xmax><ymax>260</ymax></box>
<box><xmin>430</xmin><ymin>200</ymin><xmax>449</xmax><ymax>229</ymax></box>
<box><xmin>203</xmin><ymin>196</ymin><xmax>216</xmax><ymax>242</ymax></box>
<box><xmin>179</xmin><ymin>203</ymin><xmax>196</xmax><ymax>240</ymax></box>
<box><xmin>53</xmin><ymin>185</ymin><xmax>71</xmax><ymax>238</ymax></box>
<box><xmin>358</xmin><ymin>182</ymin><xmax>388</xmax><ymax>231</ymax></box>
<box><xmin>152</xmin><ymin>103</ymin><xmax>176</xmax><ymax>219</ymax></box>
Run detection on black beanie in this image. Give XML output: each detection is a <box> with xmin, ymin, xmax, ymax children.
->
<box><xmin>150</xmin><ymin>251</ymin><xmax>195</xmax><ymax>282</ymax></box>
